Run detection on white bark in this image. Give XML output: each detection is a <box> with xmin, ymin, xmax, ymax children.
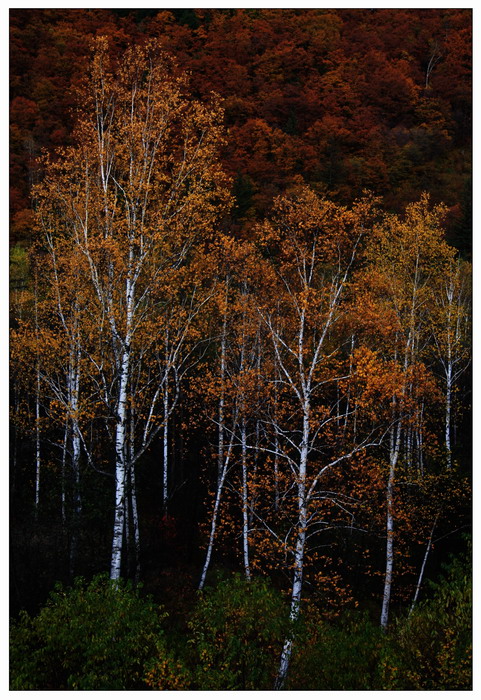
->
<box><xmin>445</xmin><ymin>364</ymin><xmax>452</xmax><ymax>468</ymax></box>
<box><xmin>127</xmin><ymin>406</ymin><xmax>141</xmax><ymax>581</ymax></box>
<box><xmin>110</xmin><ymin>267</ymin><xmax>134</xmax><ymax>580</ymax></box>
<box><xmin>265</xmin><ymin>216</ymin><xmax>364</xmax><ymax>687</ymax></box>
<box><xmin>380</xmin><ymin>421</ymin><xmax>401</xmax><ymax>630</ymax></box>
<box><xmin>129</xmin><ymin>463</ymin><xmax>141</xmax><ymax>582</ymax></box>
<box><xmin>409</xmin><ymin>513</ymin><xmax>439</xmax><ymax>615</ymax></box>
<box><xmin>163</xmin><ymin>371</ymin><xmax>169</xmax><ymax>513</ymax></box>
<box><xmin>275</xmin><ymin>410</ymin><xmax>309</xmax><ymax>690</ymax></box>
<box><xmin>61</xmin><ymin>421</ymin><xmax>68</xmax><ymax>525</ymax></box>
<box><xmin>35</xmin><ymin>368</ymin><xmax>41</xmax><ymax>516</ymax></box>
<box><xmin>217</xmin><ymin>298</ymin><xmax>228</xmax><ymax>487</ymax></box>
<box><xmin>431</xmin><ymin>259</ymin><xmax>470</xmax><ymax>469</ymax></box>
<box><xmin>199</xmin><ymin>423</ymin><xmax>237</xmax><ymax>591</ymax></box>
<box><xmin>110</xmin><ymin>345</ymin><xmax>130</xmax><ymax>580</ymax></box>
<box><xmin>241</xmin><ymin>419</ymin><xmax>251</xmax><ymax>581</ymax></box>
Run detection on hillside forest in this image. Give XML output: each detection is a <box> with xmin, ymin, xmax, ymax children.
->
<box><xmin>9</xmin><ymin>9</ymin><xmax>471</xmax><ymax>691</ymax></box>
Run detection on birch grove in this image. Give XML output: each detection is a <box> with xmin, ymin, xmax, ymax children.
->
<box><xmin>9</xmin><ymin>33</ymin><xmax>471</xmax><ymax>692</ymax></box>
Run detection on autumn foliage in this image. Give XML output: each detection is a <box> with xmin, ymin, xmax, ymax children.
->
<box><xmin>10</xmin><ymin>10</ymin><xmax>471</xmax><ymax>692</ymax></box>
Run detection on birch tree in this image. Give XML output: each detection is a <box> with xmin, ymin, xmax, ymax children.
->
<box><xmin>359</xmin><ymin>195</ymin><xmax>456</xmax><ymax>629</ymax></box>
<box><xmin>254</xmin><ymin>187</ymin><xmax>379</xmax><ymax>688</ymax></box>
<box><xmin>198</xmin><ymin>236</ymin><xmax>265</xmax><ymax>589</ymax></box>
<box><xmin>429</xmin><ymin>258</ymin><xmax>471</xmax><ymax>468</ymax></box>
<box><xmin>32</xmin><ymin>38</ymin><xmax>230</xmax><ymax>580</ymax></box>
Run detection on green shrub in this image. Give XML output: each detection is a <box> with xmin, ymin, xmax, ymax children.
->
<box><xmin>380</xmin><ymin>545</ymin><xmax>472</xmax><ymax>690</ymax></box>
<box><xmin>143</xmin><ymin>642</ymin><xmax>192</xmax><ymax>690</ymax></box>
<box><xmin>288</xmin><ymin>608</ymin><xmax>384</xmax><ymax>690</ymax></box>
<box><xmin>186</xmin><ymin>573</ymin><xmax>288</xmax><ymax>690</ymax></box>
<box><xmin>10</xmin><ymin>574</ymin><xmax>168</xmax><ymax>690</ymax></box>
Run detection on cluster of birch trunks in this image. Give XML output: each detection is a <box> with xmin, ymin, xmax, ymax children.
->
<box><xmin>10</xmin><ymin>40</ymin><xmax>471</xmax><ymax>688</ymax></box>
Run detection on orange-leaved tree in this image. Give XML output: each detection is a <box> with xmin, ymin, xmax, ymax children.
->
<box><xmin>354</xmin><ymin>194</ymin><xmax>458</xmax><ymax>628</ymax></box>
<box><xmin>30</xmin><ymin>37</ymin><xmax>231</xmax><ymax>580</ymax></box>
<box><xmin>253</xmin><ymin>186</ymin><xmax>381</xmax><ymax>688</ymax></box>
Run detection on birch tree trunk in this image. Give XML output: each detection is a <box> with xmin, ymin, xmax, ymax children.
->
<box><xmin>110</xmin><ymin>268</ymin><xmax>134</xmax><ymax>579</ymax></box>
<box><xmin>241</xmin><ymin>419</ymin><xmax>251</xmax><ymax>581</ymax></box>
<box><xmin>445</xmin><ymin>363</ymin><xmax>453</xmax><ymax>469</ymax></box>
<box><xmin>380</xmin><ymin>422</ymin><xmax>401</xmax><ymax>630</ymax></box>
<box><xmin>129</xmin><ymin>463</ymin><xmax>141</xmax><ymax>583</ymax></box>
<box><xmin>275</xmin><ymin>410</ymin><xmax>309</xmax><ymax>689</ymax></box>
<box><xmin>162</xmin><ymin>369</ymin><xmax>170</xmax><ymax>514</ymax></box>
<box><xmin>409</xmin><ymin>513</ymin><xmax>438</xmax><ymax>615</ymax></box>
<box><xmin>110</xmin><ymin>345</ymin><xmax>130</xmax><ymax>580</ymax></box>
<box><xmin>34</xmin><ymin>368</ymin><xmax>41</xmax><ymax>517</ymax></box>
<box><xmin>199</xmin><ymin>425</ymin><xmax>237</xmax><ymax>591</ymax></box>
<box><xmin>217</xmin><ymin>297</ymin><xmax>228</xmax><ymax>487</ymax></box>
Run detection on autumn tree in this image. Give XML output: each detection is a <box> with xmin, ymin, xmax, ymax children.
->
<box><xmin>354</xmin><ymin>195</ymin><xmax>458</xmax><ymax>628</ymax></box>
<box><xmin>251</xmin><ymin>186</ymin><xmax>380</xmax><ymax>687</ymax></box>
<box><xmin>197</xmin><ymin>235</ymin><xmax>268</xmax><ymax>589</ymax></box>
<box><xmin>29</xmin><ymin>37</ymin><xmax>230</xmax><ymax>580</ymax></box>
<box><xmin>428</xmin><ymin>258</ymin><xmax>471</xmax><ymax>468</ymax></box>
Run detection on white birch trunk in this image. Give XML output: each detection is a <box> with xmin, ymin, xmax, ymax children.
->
<box><xmin>199</xmin><ymin>429</ymin><xmax>236</xmax><ymax>591</ymax></box>
<box><xmin>241</xmin><ymin>419</ymin><xmax>251</xmax><ymax>581</ymax></box>
<box><xmin>128</xmin><ymin>406</ymin><xmax>141</xmax><ymax>581</ymax></box>
<box><xmin>409</xmin><ymin>513</ymin><xmax>438</xmax><ymax>615</ymax></box>
<box><xmin>69</xmin><ymin>421</ymin><xmax>82</xmax><ymax>577</ymax></box>
<box><xmin>198</xmin><ymin>472</ymin><xmax>225</xmax><ymax>591</ymax></box>
<box><xmin>35</xmin><ymin>368</ymin><xmax>41</xmax><ymax>516</ymax></box>
<box><xmin>445</xmin><ymin>363</ymin><xmax>452</xmax><ymax>469</ymax></box>
<box><xmin>61</xmin><ymin>421</ymin><xmax>68</xmax><ymax>526</ymax></box>
<box><xmin>130</xmin><ymin>464</ymin><xmax>141</xmax><ymax>582</ymax></box>
<box><xmin>217</xmin><ymin>307</ymin><xmax>228</xmax><ymax>487</ymax></box>
<box><xmin>110</xmin><ymin>345</ymin><xmax>130</xmax><ymax>580</ymax></box>
<box><xmin>275</xmin><ymin>410</ymin><xmax>309</xmax><ymax>689</ymax></box>
<box><xmin>68</xmin><ymin>342</ymin><xmax>83</xmax><ymax>576</ymax></box>
<box><xmin>380</xmin><ymin>423</ymin><xmax>401</xmax><ymax>630</ymax></box>
<box><xmin>163</xmin><ymin>377</ymin><xmax>169</xmax><ymax>513</ymax></box>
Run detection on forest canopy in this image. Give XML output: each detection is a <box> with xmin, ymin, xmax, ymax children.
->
<box><xmin>10</xmin><ymin>9</ymin><xmax>471</xmax><ymax>691</ymax></box>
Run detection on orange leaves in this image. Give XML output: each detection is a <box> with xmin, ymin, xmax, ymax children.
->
<box><xmin>352</xmin><ymin>347</ymin><xmax>402</xmax><ymax>406</ymax></box>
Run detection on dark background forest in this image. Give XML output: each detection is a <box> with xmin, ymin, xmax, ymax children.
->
<box><xmin>9</xmin><ymin>8</ymin><xmax>472</xmax><ymax>691</ymax></box>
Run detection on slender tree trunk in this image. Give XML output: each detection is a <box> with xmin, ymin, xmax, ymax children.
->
<box><xmin>69</xmin><ymin>351</ymin><xmax>82</xmax><ymax>577</ymax></box>
<box><xmin>34</xmin><ymin>368</ymin><xmax>41</xmax><ymax>518</ymax></box>
<box><xmin>217</xmin><ymin>303</ymin><xmax>228</xmax><ymax>487</ymax></box>
<box><xmin>163</xmin><ymin>374</ymin><xmax>169</xmax><ymax>514</ymax></box>
<box><xmin>275</xmin><ymin>410</ymin><xmax>309</xmax><ymax>689</ymax></box>
<box><xmin>274</xmin><ymin>432</ymin><xmax>280</xmax><ymax>511</ymax></box>
<box><xmin>445</xmin><ymin>365</ymin><xmax>453</xmax><ymax>469</ymax></box>
<box><xmin>199</xmin><ymin>429</ymin><xmax>236</xmax><ymax>591</ymax></box>
<box><xmin>130</xmin><ymin>464</ymin><xmax>141</xmax><ymax>582</ymax></box>
<box><xmin>406</xmin><ymin>424</ymin><xmax>413</xmax><ymax>470</ymax></box>
<box><xmin>417</xmin><ymin>402</ymin><xmax>424</xmax><ymax>475</ymax></box>
<box><xmin>61</xmin><ymin>421</ymin><xmax>68</xmax><ymax>526</ymax></box>
<box><xmin>241</xmin><ymin>419</ymin><xmax>251</xmax><ymax>581</ymax></box>
<box><xmin>69</xmin><ymin>420</ymin><xmax>82</xmax><ymax>578</ymax></box>
<box><xmin>110</xmin><ymin>347</ymin><xmax>130</xmax><ymax>580</ymax></box>
<box><xmin>124</xmin><ymin>488</ymin><xmax>131</xmax><ymax>571</ymax></box>
<box><xmin>380</xmin><ymin>422</ymin><xmax>401</xmax><ymax>630</ymax></box>
<box><xmin>128</xmin><ymin>406</ymin><xmax>141</xmax><ymax>582</ymax></box>
<box><xmin>110</xmin><ymin>259</ymin><xmax>135</xmax><ymax>580</ymax></box>
<box><xmin>409</xmin><ymin>513</ymin><xmax>439</xmax><ymax>615</ymax></box>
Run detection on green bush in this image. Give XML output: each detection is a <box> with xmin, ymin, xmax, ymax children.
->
<box><xmin>185</xmin><ymin>573</ymin><xmax>288</xmax><ymax>690</ymax></box>
<box><xmin>380</xmin><ymin>545</ymin><xmax>472</xmax><ymax>690</ymax></box>
<box><xmin>10</xmin><ymin>574</ymin><xmax>168</xmax><ymax>690</ymax></box>
<box><xmin>288</xmin><ymin>608</ymin><xmax>384</xmax><ymax>690</ymax></box>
